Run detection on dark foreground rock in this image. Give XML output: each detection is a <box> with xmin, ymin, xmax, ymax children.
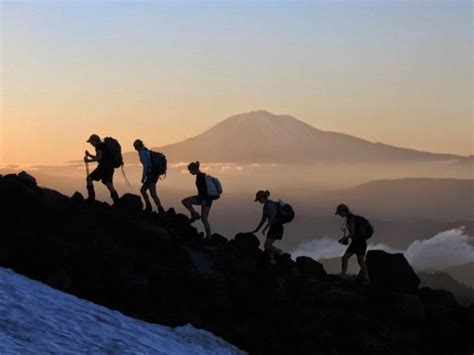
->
<box><xmin>0</xmin><ymin>172</ymin><xmax>473</xmax><ymax>355</ymax></box>
<box><xmin>366</xmin><ymin>250</ymin><xmax>421</xmax><ymax>294</ymax></box>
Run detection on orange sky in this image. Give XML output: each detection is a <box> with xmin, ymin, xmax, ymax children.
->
<box><xmin>1</xmin><ymin>1</ymin><xmax>472</xmax><ymax>165</ymax></box>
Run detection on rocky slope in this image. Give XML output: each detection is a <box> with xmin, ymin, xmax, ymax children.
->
<box><xmin>0</xmin><ymin>172</ymin><xmax>473</xmax><ymax>355</ymax></box>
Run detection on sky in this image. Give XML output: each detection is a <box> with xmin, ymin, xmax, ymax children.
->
<box><xmin>1</xmin><ymin>0</ymin><xmax>472</xmax><ymax>165</ymax></box>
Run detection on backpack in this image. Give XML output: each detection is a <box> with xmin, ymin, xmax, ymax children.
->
<box><xmin>354</xmin><ymin>215</ymin><xmax>374</xmax><ymax>240</ymax></box>
<box><xmin>103</xmin><ymin>137</ymin><xmax>123</xmax><ymax>168</ymax></box>
<box><xmin>277</xmin><ymin>199</ymin><xmax>295</xmax><ymax>224</ymax></box>
<box><xmin>204</xmin><ymin>174</ymin><xmax>223</xmax><ymax>199</ymax></box>
<box><xmin>149</xmin><ymin>150</ymin><xmax>167</xmax><ymax>176</ymax></box>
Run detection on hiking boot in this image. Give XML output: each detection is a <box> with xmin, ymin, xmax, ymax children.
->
<box><xmin>86</xmin><ymin>185</ymin><xmax>95</xmax><ymax>202</ymax></box>
<box><xmin>144</xmin><ymin>202</ymin><xmax>152</xmax><ymax>213</ymax></box>
<box><xmin>158</xmin><ymin>206</ymin><xmax>166</xmax><ymax>215</ymax></box>
<box><xmin>189</xmin><ymin>213</ymin><xmax>201</xmax><ymax>223</ymax></box>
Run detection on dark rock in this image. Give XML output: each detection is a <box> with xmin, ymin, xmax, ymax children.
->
<box><xmin>419</xmin><ymin>287</ymin><xmax>458</xmax><ymax>307</ymax></box>
<box><xmin>115</xmin><ymin>193</ymin><xmax>143</xmax><ymax>212</ymax></box>
<box><xmin>18</xmin><ymin>171</ymin><xmax>37</xmax><ymax>187</ymax></box>
<box><xmin>366</xmin><ymin>250</ymin><xmax>420</xmax><ymax>294</ymax></box>
<box><xmin>71</xmin><ymin>191</ymin><xmax>84</xmax><ymax>202</ymax></box>
<box><xmin>231</xmin><ymin>233</ymin><xmax>260</xmax><ymax>252</ymax></box>
<box><xmin>296</xmin><ymin>256</ymin><xmax>327</xmax><ymax>280</ymax></box>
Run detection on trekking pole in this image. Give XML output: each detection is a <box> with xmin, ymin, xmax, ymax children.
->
<box><xmin>121</xmin><ymin>165</ymin><xmax>131</xmax><ymax>187</ymax></box>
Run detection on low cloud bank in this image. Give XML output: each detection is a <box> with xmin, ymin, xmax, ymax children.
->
<box><xmin>291</xmin><ymin>228</ymin><xmax>474</xmax><ymax>271</ymax></box>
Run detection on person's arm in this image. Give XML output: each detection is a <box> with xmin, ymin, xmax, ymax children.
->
<box><xmin>252</xmin><ymin>209</ymin><xmax>268</xmax><ymax>234</ymax></box>
<box><xmin>139</xmin><ymin>150</ymin><xmax>150</xmax><ymax>182</ymax></box>
<box><xmin>341</xmin><ymin>218</ymin><xmax>356</xmax><ymax>243</ymax></box>
<box><xmin>84</xmin><ymin>149</ymin><xmax>102</xmax><ymax>163</ymax></box>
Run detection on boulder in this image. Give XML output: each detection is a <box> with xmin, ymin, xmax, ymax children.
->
<box><xmin>366</xmin><ymin>250</ymin><xmax>420</xmax><ymax>294</ymax></box>
<box><xmin>231</xmin><ymin>233</ymin><xmax>260</xmax><ymax>253</ymax></box>
<box><xmin>419</xmin><ymin>287</ymin><xmax>458</xmax><ymax>307</ymax></box>
<box><xmin>115</xmin><ymin>193</ymin><xmax>143</xmax><ymax>212</ymax></box>
<box><xmin>71</xmin><ymin>191</ymin><xmax>84</xmax><ymax>202</ymax></box>
<box><xmin>296</xmin><ymin>256</ymin><xmax>327</xmax><ymax>280</ymax></box>
<box><xmin>18</xmin><ymin>171</ymin><xmax>37</xmax><ymax>187</ymax></box>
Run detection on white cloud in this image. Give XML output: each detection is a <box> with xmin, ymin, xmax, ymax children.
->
<box><xmin>290</xmin><ymin>228</ymin><xmax>474</xmax><ymax>272</ymax></box>
<box><xmin>405</xmin><ymin>228</ymin><xmax>474</xmax><ymax>270</ymax></box>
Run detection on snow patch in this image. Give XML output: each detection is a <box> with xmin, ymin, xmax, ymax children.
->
<box><xmin>0</xmin><ymin>268</ymin><xmax>244</xmax><ymax>354</ymax></box>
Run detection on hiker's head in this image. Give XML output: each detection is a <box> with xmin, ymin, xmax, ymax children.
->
<box><xmin>133</xmin><ymin>139</ymin><xmax>145</xmax><ymax>151</ymax></box>
<box><xmin>335</xmin><ymin>203</ymin><xmax>350</xmax><ymax>217</ymax></box>
<box><xmin>255</xmin><ymin>190</ymin><xmax>270</xmax><ymax>204</ymax></box>
<box><xmin>187</xmin><ymin>161</ymin><xmax>200</xmax><ymax>175</ymax></box>
<box><xmin>86</xmin><ymin>134</ymin><xmax>101</xmax><ymax>147</ymax></box>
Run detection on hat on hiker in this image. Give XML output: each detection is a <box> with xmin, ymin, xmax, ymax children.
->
<box><xmin>87</xmin><ymin>134</ymin><xmax>101</xmax><ymax>143</ymax></box>
<box><xmin>335</xmin><ymin>203</ymin><xmax>349</xmax><ymax>215</ymax></box>
<box><xmin>255</xmin><ymin>190</ymin><xmax>270</xmax><ymax>202</ymax></box>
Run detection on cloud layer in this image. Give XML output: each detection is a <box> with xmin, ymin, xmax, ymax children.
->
<box><xmin>291</xmin><ymin>228</ymin><xmax>474</xmax><ymax>271</ymax></box>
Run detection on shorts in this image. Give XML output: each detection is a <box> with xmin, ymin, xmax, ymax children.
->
<box><xmin>267</xmin><ymin>223</ymin><xmax>284</xmax><ymax>240</ymax></box>
<box><xmin>89</xmin><ymin>164</ymin><xmax>114</xmax><ymax>184</ymax></box>
<box><xmin>197</xmin><ymin>195</ymin><xmax>214</xmax><ymax>207</ymax></box>
<box><xmin>346</xmin><ymin>237</ymin><xmax>367</xmax><ymax>256</ymax></box>
<box><xmin>145</xmin><ymin>169</ymin><xmax>161</xmax><ymax>184</ymax></box>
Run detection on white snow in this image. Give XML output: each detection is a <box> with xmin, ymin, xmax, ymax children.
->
<box><xmin>0</xmin><ymin>268</ymin><xmax>245</xmax><ymax>354</ymax></box>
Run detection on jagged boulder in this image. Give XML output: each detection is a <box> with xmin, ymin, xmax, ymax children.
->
<box><xmin>71</xmin><ymin>191</ymin><xmax>84</xmax><ymax>202</ymax></box>
<box><xmin>115</xmin><ymin>193</ymin><xmax>143</xmax><ymax>212</ymax></box>
<box><xmin>419</xmin><ymin>287</ymin><xmax>458</xmax><ymax>307</ymax></box>
<box><xmin>296</xmin><ymin>256</ymin><xmax>327</xmax><ymax>280</ymax></box>
<box><xmin>366</xmin><ymin>250</ymin><xmax>420</xmax><ymax>294</ymax></box>
<box><xmin>18</xmin><ymin>171</ymin><xmax>37</xmax><ymax>187</ymax></box>
<box><xmin>231</xmin><ymin>233</ymin><xmax>260</xmax><ymax>252</ymax></box>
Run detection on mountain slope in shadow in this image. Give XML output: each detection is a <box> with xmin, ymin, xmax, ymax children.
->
<box><xmin>0</xmin><ymin>172</ymin><xmax>473</xmax><ymax>355</ymax></box>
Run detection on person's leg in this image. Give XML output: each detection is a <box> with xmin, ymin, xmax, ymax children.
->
<box><xmin>182</xmin><ymin>196</ymin><xmax>201</xmax><ymax>221</ymax></box>
<box><xmin>86</xmin><ymin>168</ymin><xmax>101</xmax><ymax>201</ymax></box>
<box><xmin>341</xmin><ymin>252</ymin><xmax>353</xmax><ymax>277</ymax></box>
<box><xmin>357</xmin><ymin>255</ymin><xmax>370</xmax><ymax>284</ymax></box>
<box><xmin>86</xmin><ymin>175</ymin><xmax>96</xmax><ymax>201</ymax></box>
<box><xmin>264</xmin><ymin>238</ymin><xmax>278</xmax><ymax>264</ymax></box>
<box><xmin>104</xmin><ymin>182</ymin><xmax>119</xmax><ymax>204</ymax></box>
<box><xmin>200</xmin><ymin>202</ymin><xmax>211</xmax><ymax>237</ymax></box>
<box><xmin>149</xmin><ymin>183</ymin><xmax>165</xmax><ymax>214</ymax></box>
<box><xmin>140</xmin><ymin>183</ymin><xmax>152</xmax><ymax>212</ymax></box>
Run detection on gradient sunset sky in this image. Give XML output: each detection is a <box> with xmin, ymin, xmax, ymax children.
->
<box><xmin>1</xmin><ymin>0</ymin><xmax>472</xmax><ymax>165</ymax></box>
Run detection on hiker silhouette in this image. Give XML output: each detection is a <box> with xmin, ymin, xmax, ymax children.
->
<box><xmin>84</xmin><ymin>134</ymin><xmax>120</xmax><ymax>204</ymax></box>
<box><xmin>336</xmin><ymin>203</ymin><xmax>373</xmax><ymax>285</ymax></box>
<box><xmin>133</xmin><ymin>139</ymin><xmax>166</xmax><ymax>215</ymax></box>
<box><xmin>181</xmin><ymin>161</ymin><xmax>222</xmax><ymax>239</ymax></box>
<box><xmin>250</xmin><ymin>190</ymin><xmax>291</xmax><ymax>265</ymax></box>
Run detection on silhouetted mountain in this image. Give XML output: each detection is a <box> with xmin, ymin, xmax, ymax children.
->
<box><xmin>443</xmin><ymin>263</ymin><xmax>474</xmax><ymax>288</ymax></box>
<box><xmin>419</xmin><ymin>272</ymin><xmax>474</xmax><ymax>307</ymax></box>
<box><xmin>1</xmin><ymin>172</ymin><xmax>473</xmax><ymax>354</ymax></box>
<box><xmin>124</xmin><ymin>110</ymin><xmax>463</xmax><ymax>164</ymax></box>
<box><xmin>322</xmin><ymin>178</ymin><xmax>474</xmax><ymax>220</ymax></box>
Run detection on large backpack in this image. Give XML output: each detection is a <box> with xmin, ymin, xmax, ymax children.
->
<box><xmin>204</xmin><ymin>174</ymin><xmax>223</xmax><ymax>199</ymax></box>
<box><xmin>354</xmin><ymin>215</ymin><xmax>374</xmax><ymax>240</ymax></box>
<box><xmin>277</xmin><ymin>199</ymin><xmax>295</xmax><ymax>224</ymax></box>
<box><xmin>103</xmin><ymin>137</ymin><xmax>124</xmax><ymax>168</ymax></box>
<box><xmin>149</xmin><ymin>150</ymin><xmax>167</xmax><ymax>176</ymax></box>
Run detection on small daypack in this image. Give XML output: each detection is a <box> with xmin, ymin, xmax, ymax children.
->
<box><xmin>277</xmin><ymin>199</ymin><xmax>295</xmax><ymax>224</ymax></box>
<box><xmin>205</xmin><ymin>174</ymin><xmax>223</xmax><ymax>199</ymax></box>
<box><xmin>149</xmin><ymin>150</ymin><xmax>167</xmax><ymax>176</ymax></box>
<box><xmin>355</xmin><ymin>215</ymin><xmax>374</xmax><ymax>240</ymax></box>
<box><xmin>103</xmin><ymin>137</ymin><xmax>123</xmax><ymax>168</ymax></box>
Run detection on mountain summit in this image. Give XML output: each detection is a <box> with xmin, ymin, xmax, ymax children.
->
<box><xmin>148</xmin><ymin>110</ymin><xmax>461</xmax><ymax>164</ymax></box>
